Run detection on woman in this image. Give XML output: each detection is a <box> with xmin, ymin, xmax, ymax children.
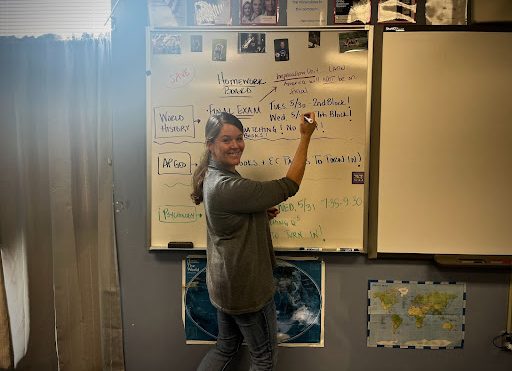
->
<box><xmin>240</xmin><ymin>0</ymin><xmax>252</xmax><ymax>24</ymax></box>
<box><xmin>253</xmin><ymin>0</ymin><xmax>275</xmax><ymax>23</ymax></box>
<box><xmin>192</xmin><ymin>112</ymin><xmax>316</xmax><ymax>370</ymax></box>
<box><xmin>262</xmin><ymin>0</ymin><xmax>276</xmax><ymax>16</ymax></box>
<box><xmin>249</xmin><ymin>0</ymin><xmax>262</xmax><ymax>21</ymax></box>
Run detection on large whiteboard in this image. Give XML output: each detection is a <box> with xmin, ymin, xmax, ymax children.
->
<box><xmin>147</xmin><ymin>27</ymin><xmax>372</xmax><ymax>250</ymax></box>
<box><xmin>378</xmin><ymin>31</ymin><xmax>512</xmax><ymax>255</ymax></box>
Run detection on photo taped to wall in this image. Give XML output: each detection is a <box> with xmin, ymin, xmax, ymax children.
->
<box><xmin>240</xmin><ymin>0</ymin><xmax>277</xmax><ymax>25</ymax></box>
<box><xmin>239</xmin><ymin>33</ymin><xmax>266</xmax><ymax>53</ymax></box>
<box><xmin>274</xmin><ymin>38</ymin><xmax>289</xmax><ymax>61</ymax></box>
<box><xmin>212</xmin><ymin>39</ymin><xmax>227</xmax><ymax>61</ymax></box>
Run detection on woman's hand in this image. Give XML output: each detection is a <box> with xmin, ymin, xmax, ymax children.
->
<box><xmin>285</xmin><ymin>112</ymin><xmax>317</xmax><ymax>186</ymax></box>
<box><xmin>267</xmin><ymin>207</ymin><xmax>279</xmax><ymax>220</ymax></box>
<box><xmin>300</xmin><ymin>112</ymin><xmax>317</xmax><ymax>138</ymax></box>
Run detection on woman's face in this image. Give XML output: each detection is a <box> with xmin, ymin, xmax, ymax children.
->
<box><xmin>243</xmin><ymin>2</ymin><xmax>251</xmax><ymax>15</ymax></box>
<box><xmin>252</xmin><ymin>0</ymin><xmax>262</xmax><ymax>15</ymax></box>
<box><xmin>264</xmin><ymin>0</ymin><xmax>273</xmax><ymax>12</ymax></box>
<box><xmin>208</xmin><ymin>123</ymin><xmax>245</xmax><ymax>170</ymax></box>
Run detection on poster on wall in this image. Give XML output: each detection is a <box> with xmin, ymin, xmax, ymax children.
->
<box><xmin>147</xmin><ymin>0</ymin><xmax>187</xmax><ymax>27</ymax></box>
<box><xmin>240</xmin><ymin>0</ymin><xmax>278</xmax><ymax>25</ymax></box>
<box><xmin>334</xmin><ymin>0</ymin><xmax>371</xmax><ymax>24</ymax></box>
<box><xmin>378</xmin><ymin>0</ymin><xmax>417</xmax><ymax>23</ymax></box>
<box><xmin>183</xmin><ymin>256</ymin><xmax>325</xmax><ymax>346</ymax></box>
<box><xmin>367</xmin><ymin>280</ymin><xmax>466</xmax><ymax>349</ymax></box>
<box><xmin>425</xmin><ymin>0</ymin><xmax>467</xmax><ymax>25</ymax></box>
<box><xmin>286</xmin><ymin>0</ymin><xmax>327</xmax><ymax>26</ymax></box>
<box><xmin>193</xmin><ymin>0</ymin><xmax>231</xmax><ymax>25</ymax></box>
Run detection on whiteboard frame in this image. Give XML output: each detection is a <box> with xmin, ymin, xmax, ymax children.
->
<box><xmin>146</xmin><ymin>26</ymin><xmax>373</xmax><ymax>252</ymax></box>
<box><xmin>377</xmin><ymin>30</ymin><xmax>512</xmax><ymax>256</ymax></box>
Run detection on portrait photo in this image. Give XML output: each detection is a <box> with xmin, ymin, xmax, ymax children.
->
<box><xmin>274</xmin><ymin>38</ymin><xmax>289</xmax><ymax>61</ymax></box>
<box><xmin>308</xmin><ymin>31</ymin><xmax>321</xmax><ymax>48</ymax></box>
<box><xmin>212</xmin><ymin>39</ymin><xmax>227</xmax><ymax>61</ymax></box>
<box><xmin>191</xmin><ymin>35</ymin><xmax>203</xmax><ymax>52</ymax></box>
<box><xmin>240</xmin><ymin>0</ymin><xmax>277</xmax><ymax>25</ymax></box>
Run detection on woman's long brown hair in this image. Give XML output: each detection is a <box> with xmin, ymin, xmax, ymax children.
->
<box><xmin>190</xmin><ymin>112</ymin><xmax>244</xmax><ymax>205</ymax></box>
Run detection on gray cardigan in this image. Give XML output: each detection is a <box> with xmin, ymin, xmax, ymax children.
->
<box><xmin>203</xmin><ymin>160</ymin><xmax>299</xmax><ymax>314</ymax></box>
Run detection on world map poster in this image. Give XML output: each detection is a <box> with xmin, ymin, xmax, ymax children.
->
<box><xmin>367</xmin><ymin>280</ymin><xmax>466</xmax><ymax>349</ymax></box>
<box><xmin>183</xmin><ymin>256</ymin><xmax>324</xmax><ymax>346</ymax></box>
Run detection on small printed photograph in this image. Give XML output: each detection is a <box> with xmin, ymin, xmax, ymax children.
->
<box><xmin>240</xmin><ymin>0</ymin><xmax>277</xmax><ymax>25</ymax></box>
<box><xmin>193</xmin><ymin>0</ymin><xmax>231</xmax><ymax>25</ymax></box>
<box><xmin>352</xmin><ymin>171</ymin><xmax>365</xmax><ymax>184</ymax></box>
<box><xmin>212</xmin><ymin>39</ymin><xmax>227</xmax><ymax>61</ymax></box>
<box><xmin>338</xmin><ymin>30</ymin><xmax>368</xmax><ymax>53</ymax></box>
<box><xmin>334</xmin><ymin>0</ymin><xmax>371</xmax><ymax>24</ymax></box>
<box><xmin>151</xmin><ymin>32</ymin><xmax>182</xmax><ymax>54</ymax></box>
<box><xmin>191</xmin><ymin>35</ymin><xmax>203</xmax><ymax>52</ymax></box>
<box><xmin>308</xmin><ymin>31</ymin><xmax>320</xmax><ymax>48</ymax></box>
<box><xmin>239</xmin><ymin>33</ymin><xmax>266</xmax><ymax>53</ymax></box>
<box><xmin>274</xmin><ymin>39</ymin><xmax>289</xmax><ymax>62</ymax></box>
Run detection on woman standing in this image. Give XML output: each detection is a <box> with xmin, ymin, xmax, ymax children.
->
<box><xmin>192</xmin><ymin>112</ymin><xmax>316</xmax><ymax>370</ymax></box>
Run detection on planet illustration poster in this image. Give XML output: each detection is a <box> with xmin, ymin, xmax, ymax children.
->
<box><xmin>183</xmin><ymin>256</ymin><xmax>324</xmax><ymax>346</ymax></box>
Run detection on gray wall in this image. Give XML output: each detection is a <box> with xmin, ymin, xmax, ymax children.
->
<box><xmin>112</xmin><ymin>1</ymin><xmax>512</xmax><ymax>370</ymax></box>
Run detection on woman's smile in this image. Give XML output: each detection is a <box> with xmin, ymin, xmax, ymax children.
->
<box><xmin>208</xmin><ymin>123</ymin><xmax>245</xmax><ymax>171</ymax></box>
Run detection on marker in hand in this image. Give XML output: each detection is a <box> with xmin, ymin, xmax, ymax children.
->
<box><xmin>304</xmin><ymin>114</ymin><xmax>314</xmax><ymax>124</ymax></box>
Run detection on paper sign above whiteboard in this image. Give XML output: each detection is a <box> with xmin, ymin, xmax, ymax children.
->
<box><xmin>286</xmin><ymin>0</ymin><xmax>327</xmax><ymax>26</ymax></box>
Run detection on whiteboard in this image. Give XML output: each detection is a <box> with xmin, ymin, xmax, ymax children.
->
<box><xmin>378</xmin><ymin>31</ymin><xmax>512</xmax><ymax>255</ymax></box>
<box><xmin>147</xmin><ymin>27</ymin><xmax>373</xmax><ymax>251</ymax></box>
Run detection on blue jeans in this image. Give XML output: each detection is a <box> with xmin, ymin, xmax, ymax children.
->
<box><xmin>197</xmin><ymin>299</ymin><xmax>278</xmax><ymax>371</ymax></box>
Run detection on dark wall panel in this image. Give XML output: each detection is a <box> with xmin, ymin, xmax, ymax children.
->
<box><xmin>112</xmin><ymin>1</ymin><xmax>512</xmax><ymax>370</ymax></box>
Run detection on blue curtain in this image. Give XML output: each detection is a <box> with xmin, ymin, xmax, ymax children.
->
<box><xmin>0</xmin><ymin>35</ymin><xmax>124</xmax><ymax>371</ymax></box>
